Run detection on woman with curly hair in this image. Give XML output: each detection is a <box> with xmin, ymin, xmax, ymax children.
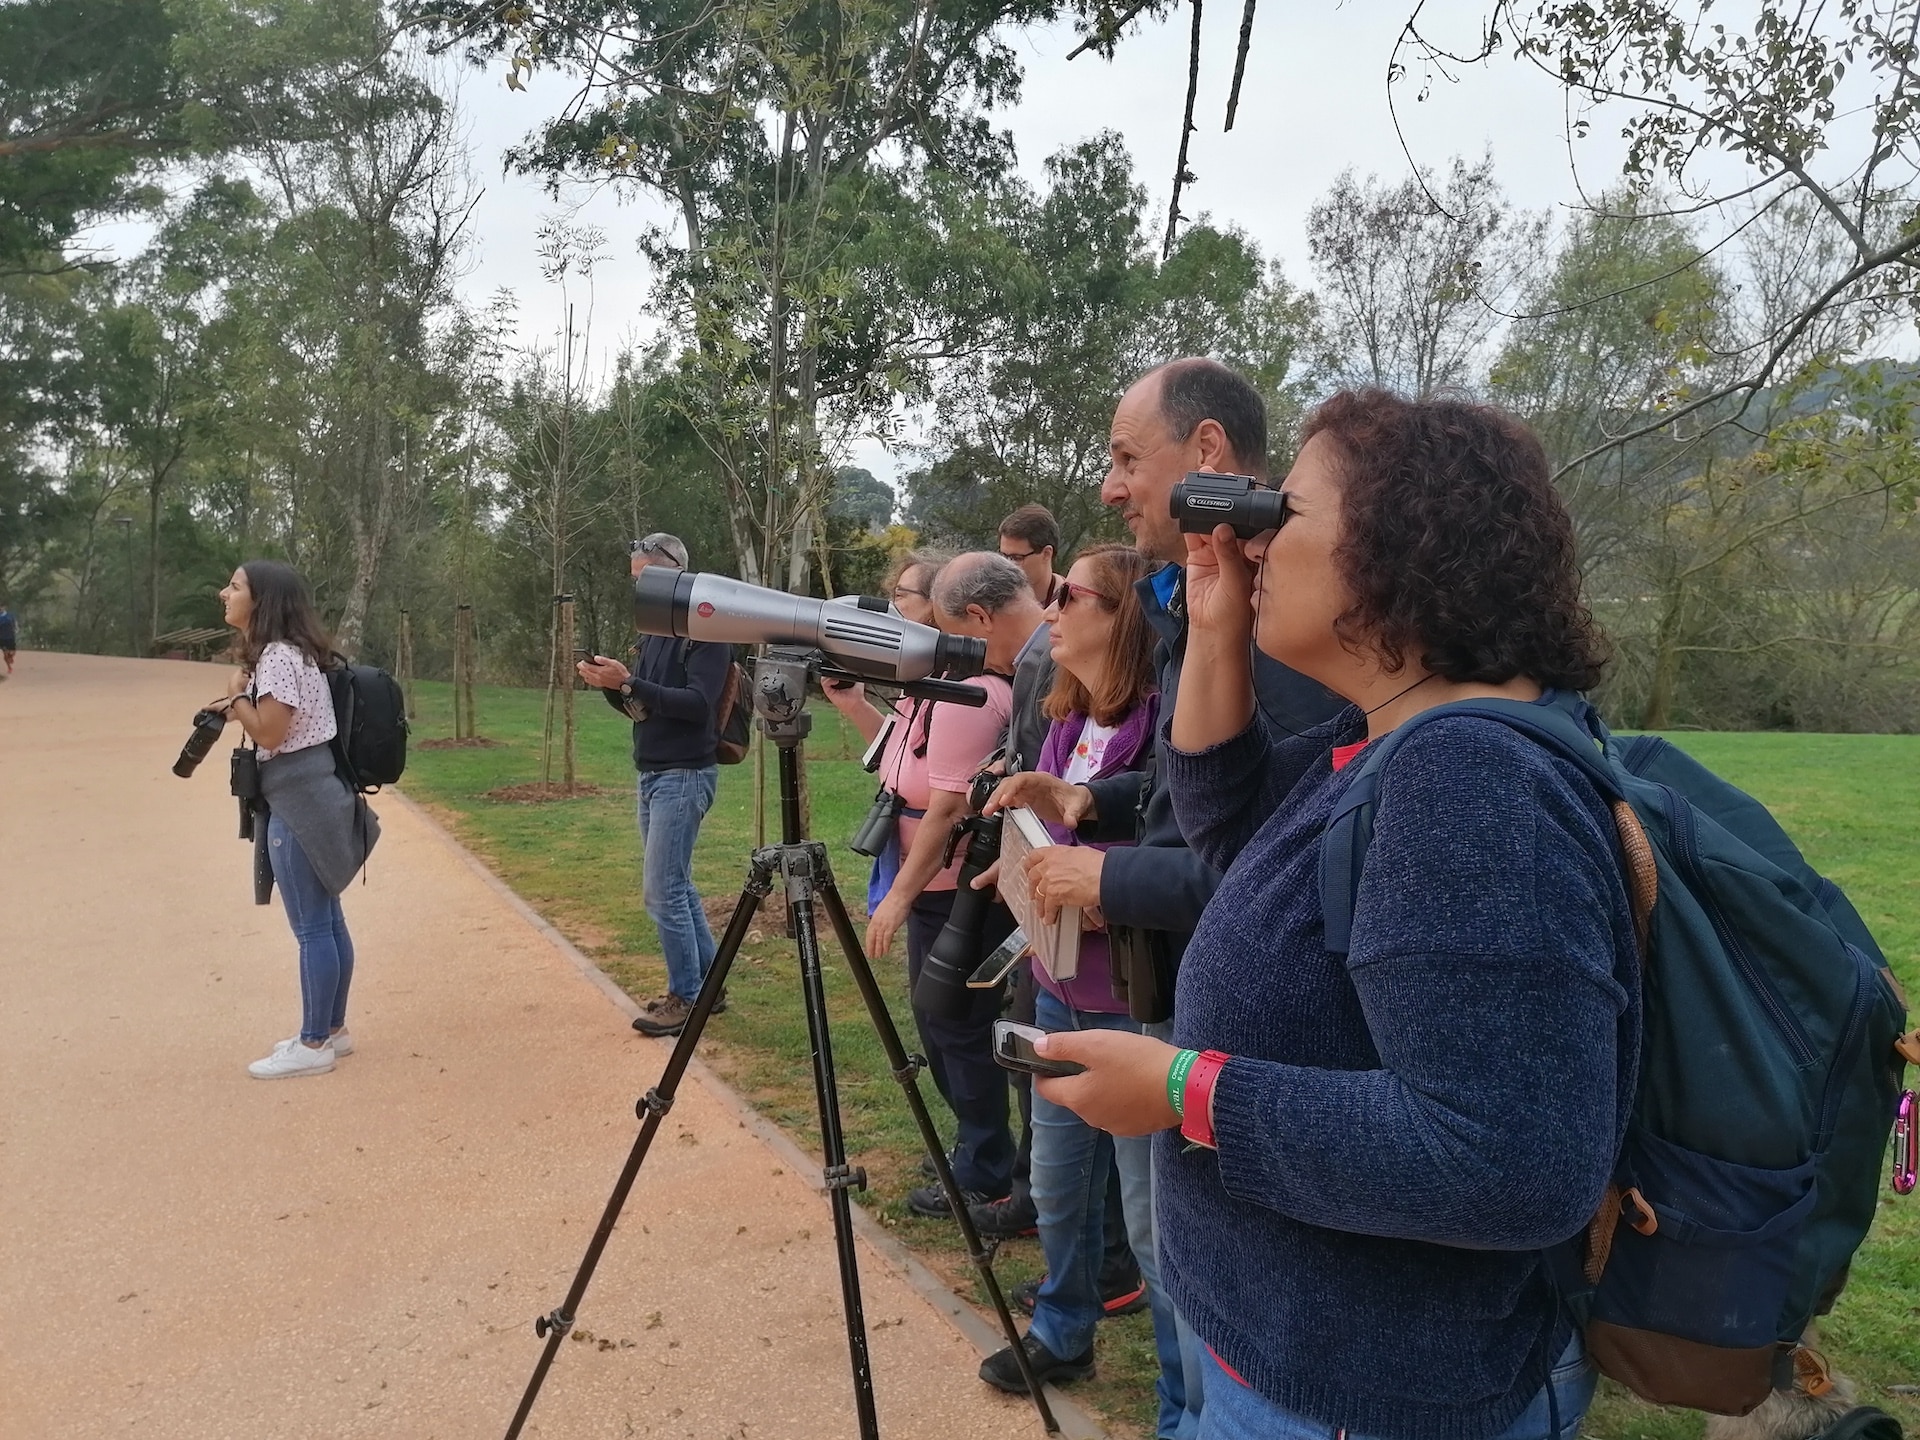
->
<box><xmin>1026</xmin><ymin>390</ymin><xmax>1641</xmax><ymax>1440</ymax></box>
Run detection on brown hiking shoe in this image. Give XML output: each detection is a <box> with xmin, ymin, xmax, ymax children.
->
<box><xmin>632</xmin><ymin>994</ymin><xmax>693</xmax><ymax>1036</ymax></box>
<box><xmin>632</xmin><ymin>991</ymin><xmax>727</xmax><ymax>1037</ymax></box>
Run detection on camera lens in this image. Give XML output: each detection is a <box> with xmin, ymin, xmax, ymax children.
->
<box><xmin>173</xmin><ymin>708</ymin><xmax>227</xmax><ymax>778</ymax></box>
<box><xmin>913</xmin><ymin>813</ymin><xmax>1004</xmax><ymax>1019</ymax></box>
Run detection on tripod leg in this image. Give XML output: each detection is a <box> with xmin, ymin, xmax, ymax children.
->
<box><xmin>812</xmin><ymin>862</ymin><xmax>1062</xmax><ymax>1433</ymax></box>
<box><xmin>503</xmin><ymin>859</ymin><xmax>773</xmax><ymax>1440</ymax></box>
<box><xmin>782</xmin><ymin>845</ymin><xmax>883</xmax><ymax>1440</ymax></box>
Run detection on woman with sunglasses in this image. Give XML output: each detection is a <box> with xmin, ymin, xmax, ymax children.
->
<box><xmin>1025</xmin><ymin>391</ymin><xmax>1639</xmax><ymax>1440</ymax></box>
<box><xmin>976</xmin><ymin>544</ymin><xmax>1190</xmax><ymax>1427</ymax></box>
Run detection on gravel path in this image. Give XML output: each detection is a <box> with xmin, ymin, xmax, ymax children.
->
<box><xmin>0</xmin><ymin>652</ymin><xmax>1064</xmax><ymax>1440</ymax></box>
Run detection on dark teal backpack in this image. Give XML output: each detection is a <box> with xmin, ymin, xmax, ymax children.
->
<box><xmin>1320</xmin><ymin>691</ymin><xmax>1910</xmax><ymax>1416</ymax></box>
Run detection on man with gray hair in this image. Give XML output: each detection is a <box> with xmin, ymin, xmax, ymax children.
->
<box><xmin>579</xmin><ymin>533</ymin><xmax>731</xmax><ymax>1038</ymax></box>
<box><xmin>863</xmin><ymin>552</ymin><xmax>1044</xmax><ymax>1218</ymax></box>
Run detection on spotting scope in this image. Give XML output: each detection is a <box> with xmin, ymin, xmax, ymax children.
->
<box><xmin>633</xmin><ymin>567</ymin><xmax>986</xmax><ymax>684</ymax></box>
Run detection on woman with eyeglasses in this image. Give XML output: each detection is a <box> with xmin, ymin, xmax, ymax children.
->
<box><xmin>822</xmin><ymin>551</ymin><xmax>948</xmax><ymax>910</ymax></box>
<box><xmin>884</xmin><ymin>550</ymin><xmax>940</xmax><ymax>627</ymax></box>
<box><xmin>972</xmin><ymin>544</ymin><xmax>1190</xmax><ymax>1425</ymax></box>
<box><xmin>1023</xmin><ymin>391</ymin><xmax>1639</xmax><ymax>1440</ymax></box>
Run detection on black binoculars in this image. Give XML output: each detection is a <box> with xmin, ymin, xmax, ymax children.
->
<box><xmin>850</xmin><ymin>787</ymin><xmax>907</xmax><ymax>859</ymax></box>
<box><xmin>1170</xmin><ymin>472</ymin><xmax>1291</xmax><ymax>539</ymax></box>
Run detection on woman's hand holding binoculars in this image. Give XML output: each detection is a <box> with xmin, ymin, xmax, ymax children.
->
<box><xmin>1183</xmin><ymin>523</ymin><xmax>1259</xmax><ymax>649</ymax></box>
<box><xmin>1171</xmin><ymin>525</ymin><xmax>1259</xmax><ymax>754</ymax></box>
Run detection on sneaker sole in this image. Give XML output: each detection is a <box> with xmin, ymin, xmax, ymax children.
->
<box><xmin>631</xmin><ymin>1018</ymin><xmax>688</xmax><ymax>1037</ymax></box>
<box><xmin>248</xmin><ymin>1058</ymin><xmax>336</xmax><ymax>1079</ymax></box>
<box><xmin>1013</xmin><ymin>1284</ymin><xmax>1146</xmax><ymax>1319</ymax></box>
<box><xmin>1102</xmin><ymin>1284</ymin><xmax>1148</xmax><ymax>1317</ymax></box>
<box><xmin>979</xmin><ymin>1357</ymin><xmax>1095</xmax><ymax>1395</ymax></box>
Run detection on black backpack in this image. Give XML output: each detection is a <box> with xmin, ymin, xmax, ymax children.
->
<box><xmin>326</xmin><ymin>660</ymin><xmax>409</xmax><ymax>791</ymax></box>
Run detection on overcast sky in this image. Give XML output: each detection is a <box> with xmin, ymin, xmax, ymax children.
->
<box><xmin>446</xmin><ymin>3</ymin><xmax>1635</xmax><ymax>481</ymax></box>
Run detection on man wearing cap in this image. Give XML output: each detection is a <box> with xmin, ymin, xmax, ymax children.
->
<box><xmin>578</xmin><ymin>534</ymin><xmax>731</xmax><ymax>1037</ymax></box>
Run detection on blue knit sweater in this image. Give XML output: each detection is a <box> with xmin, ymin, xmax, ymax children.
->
<box><xmin>1160</xmin><ymin>706</ymin><xmax>1641</xmax><ymax>1440</ymax></box>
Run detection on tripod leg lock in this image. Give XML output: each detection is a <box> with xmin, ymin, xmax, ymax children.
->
<box><xmin>893</xmin><ymin>1054</ymin><xmax>928</xmax><ymax>1083</ymax></box>
<box><xmin>637</xmin><ymin>1087</ymin><xmax>673</xmax><ymax>1121</ymax></box>
<box><xmin>823</xmin><ymin>1163</ymin><xmax>868</xmax><ymax>1193</ymax></box>
<box><xmin>533</xmin><ymin>1308</ymin><xmax>574</xmax><ymax>1340</ymax></box>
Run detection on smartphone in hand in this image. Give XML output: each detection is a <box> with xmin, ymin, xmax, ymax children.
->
<box><xmin>992</xmin><ymin>1019</ymin><xmax>1087</xmax><ymax>1078</ymax></box>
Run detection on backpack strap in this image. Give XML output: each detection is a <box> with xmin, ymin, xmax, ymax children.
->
<box><xmin>1318</xmin><ymin>692</ymin><xmax>1625</xmax><ymax>955</ymax></box>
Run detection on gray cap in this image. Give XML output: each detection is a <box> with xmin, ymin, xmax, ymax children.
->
<box><xmin>632</xmin><ymin>532</ymin><xmax>688</xmax><ymax>568</ymax></box>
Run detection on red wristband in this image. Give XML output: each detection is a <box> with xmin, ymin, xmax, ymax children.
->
<box><xmin>1180</xmin><ymin>1050</ymin><xmax>1231</xmax><ymax>1149</ymax></box>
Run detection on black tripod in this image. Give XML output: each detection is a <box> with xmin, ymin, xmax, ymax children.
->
<box><xmin>504</xmin><ymin>649</ymin><xmax>1058</xmax><ymax>1439</ymax></box>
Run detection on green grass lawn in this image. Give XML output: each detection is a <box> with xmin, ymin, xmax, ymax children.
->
<box><xmin>398</xmin><ymin>682</ymin><xmax>1919</xmax><ymax>1440</ymax></box>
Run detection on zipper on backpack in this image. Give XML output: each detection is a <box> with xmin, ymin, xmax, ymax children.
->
<box><xmin>1663</xmin><ymin>784</ymin><xmax>1819</xmax><ymax>1070</ymax></box>
<box><xmin>1813</xmin><ymin>944</ymin><xmax>1880</xmax><ymax>1150</ymax></box>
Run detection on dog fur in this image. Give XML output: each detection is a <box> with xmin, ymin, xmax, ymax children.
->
<box><xmin>1704</xmin><ymin>1331</ymin><xmax>1857</xmax><ymax>1440</ymax></box>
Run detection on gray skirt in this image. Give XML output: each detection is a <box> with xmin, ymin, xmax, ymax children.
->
<box><xmin>255</xmin><ymin>743</ymin><xmax>381</xmax><ymax>898</ymax></box>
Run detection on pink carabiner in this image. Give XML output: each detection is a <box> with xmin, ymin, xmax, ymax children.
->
<box><xmin>1895</xmin><ymin>1090</ymin><xmax>1917</xmax><ymax>1196</ymax></box>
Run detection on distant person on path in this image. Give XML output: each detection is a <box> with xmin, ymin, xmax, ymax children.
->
<box><xmin>578</xmin><ymin>533</ymin><xmax>730</xmax><ymax>1039</ymax></box>
<box><xmin>211</xmin><ymin>561</ymin><xmax>380</xmax><ymax>1080</ymax></box>
<box><xmin>0</xmin><ymin>602</ymin><xmax>17</xmax><ymax>674</ymax></box>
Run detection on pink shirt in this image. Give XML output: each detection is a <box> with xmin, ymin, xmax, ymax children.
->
<box><xmin>252</xmin><ymin>641</ymin><xmax>338</xmax><ymax>761</ymax></box>
<box><xmin>883</xmin><ymin>675</ymin><xmax>1011</xmax><ymax>892</ymax></box>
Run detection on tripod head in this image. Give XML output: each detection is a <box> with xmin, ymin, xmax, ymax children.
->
<box><xmin>749</xmin><ymin>647</ymin><xmax>986</xmax><ymax>750</ymax></box>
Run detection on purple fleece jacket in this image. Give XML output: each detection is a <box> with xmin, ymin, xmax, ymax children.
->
<box><xmin>1027</xmin><ymin>693</ymin><xmax>1158</xmax><ymax>1012</ymax></box>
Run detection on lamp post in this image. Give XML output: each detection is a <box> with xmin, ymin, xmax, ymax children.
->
<box><xmin>112</xmin><ymin>515</ymin><xmax>135</xmax><ymax>656</ymax></box>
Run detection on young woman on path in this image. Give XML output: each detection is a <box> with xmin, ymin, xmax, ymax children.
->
<box><xmin>213</xmin><ymin>561</ymin><xmax>378</xmax><ymax>1079</ymax></box>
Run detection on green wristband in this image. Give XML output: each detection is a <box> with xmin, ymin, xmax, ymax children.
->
<box><xmin>1166</xmin><ymin>1048</ymin><xmax>1201</xmax><ymax>1117</ymax></box>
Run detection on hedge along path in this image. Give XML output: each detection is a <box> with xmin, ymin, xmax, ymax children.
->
<box><xmin>0</xmin><ymin>651</ymin><xmax>1060</xmax><ymax>1440</ymax></box>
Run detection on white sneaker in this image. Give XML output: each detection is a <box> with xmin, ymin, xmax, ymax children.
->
<box><xmin>273</xmin><ymin>1029</ymin><xmax>353</xmax><ymax>1057</ymax></box>
<box><xmin>249</xmin><ymin>1039</ymin><xmax>336</xmax><ymax>1079</ymax></box>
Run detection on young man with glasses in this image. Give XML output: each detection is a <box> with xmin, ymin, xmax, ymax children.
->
<box><xmin>997</xmin><ymin>504</ymin><xmax>1068</xmax><ymax>609</ymax></box>
<box><xmin>577</xmin><ymin>532</ymin><xmax>731</xmax><ymax>1037</ymax></box>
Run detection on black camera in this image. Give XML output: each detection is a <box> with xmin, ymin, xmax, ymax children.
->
<box><xmin>173</xmin><ymin>708</ymin><xmax>229</xmax><ymax>778</ymax></box>
<box><xmin>1169</xmin><ymin>472</ymin><xmax>1290</xmax><ymax>539</ymax></box>
<box><xmin>911</xmin><ymin>770</ymin><xmax>1006</xmax><ymax>1019</ymax></box>
<box><xmin>850</xmin><ymin>787</ymin><xmax>906</xmax><ymax>859</ymax></box>
<box><xmin>1108</xmin><ymin>923</ymin><xmax>1178</xmax><ymax>1024</ymax></box>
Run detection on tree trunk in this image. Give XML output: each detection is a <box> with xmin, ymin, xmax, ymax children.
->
<box><xmin>1641</xmin><ymin>585</ymin><xmax>1688</xmax><ymax>730</ymax></box>
<box><xmin>454</xmin><ymin>603</ymin><xmax>478</xmax><ymax>740</ymax></box>
<box><xmin>396</xmin><ymin>609</ymin><xmax>416</xmax><ymax>720</ymax></box>
<box><xmin>558</xmin><ymin>594</ymin><xmax>577</xmax><ymax>788</ymax></box>
<box><xmin>335</xmin><ymin>517</ymin><xmax>385</xmax><ymax>659</ymax></box>
<box><xmin>146</xmin><ymin>477</ymin><xmax>162</xmax><ymax>650</ymax></box>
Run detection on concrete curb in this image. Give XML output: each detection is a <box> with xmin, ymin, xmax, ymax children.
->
<box><xmin>387</xmin><ymin>786</ymin><xmax>1111</xmax><ymax>1440</ymax></box>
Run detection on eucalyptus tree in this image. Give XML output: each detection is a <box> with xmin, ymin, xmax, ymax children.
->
<box><xmin>193</xmin><ymin>2</ymin><xmax>478</xmax><ymax>654</ymax></box>
<box><xmin>1307</xmin><ymin>155</ymin><xmax>1542</xmax><ymax>399</ymax></box>
<box><xmin>918</xmin><ymin>134</ymin><xmax>1316</xmax><ymax>547</ymax></box>
<box><xmin>415</xmin><ymin>0</ymin><xmax>1047</xmax><ymax>590</ymax></box>
<box><xmin>1386</xmin><ymin>1</ymin><xmax>1920</xmax><ymax>473</ymax></box>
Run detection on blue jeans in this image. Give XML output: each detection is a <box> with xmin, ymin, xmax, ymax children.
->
<box><xmin>638</xmin><ymin>766</ymin><xmax>718</xmax><ymax>1001</ymax></box>
<box><xmin>267</xmin><ymin>813</ymin><xmax>355</xmax><ymax>1045</ymax></box>
<box><xmin>1194</xmin><ymin>1333</ymin><xmax>1596</xmax><ymax>1440</ymax></box>
<box><xmin>1029</xmin><ymin>990</ymin><xmax>1189</xmax><ymax>1439</ymax></box>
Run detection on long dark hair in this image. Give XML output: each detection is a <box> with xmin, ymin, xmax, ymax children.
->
<box><xmin>1042</xmin><ymin>544</ymin><xmax>1156</xmax><ymax>726</ymax></box>
<box><xmin>231</xmin><ymin>560</ymin><xmax>335</xmax><ymax>670</ymax></box>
